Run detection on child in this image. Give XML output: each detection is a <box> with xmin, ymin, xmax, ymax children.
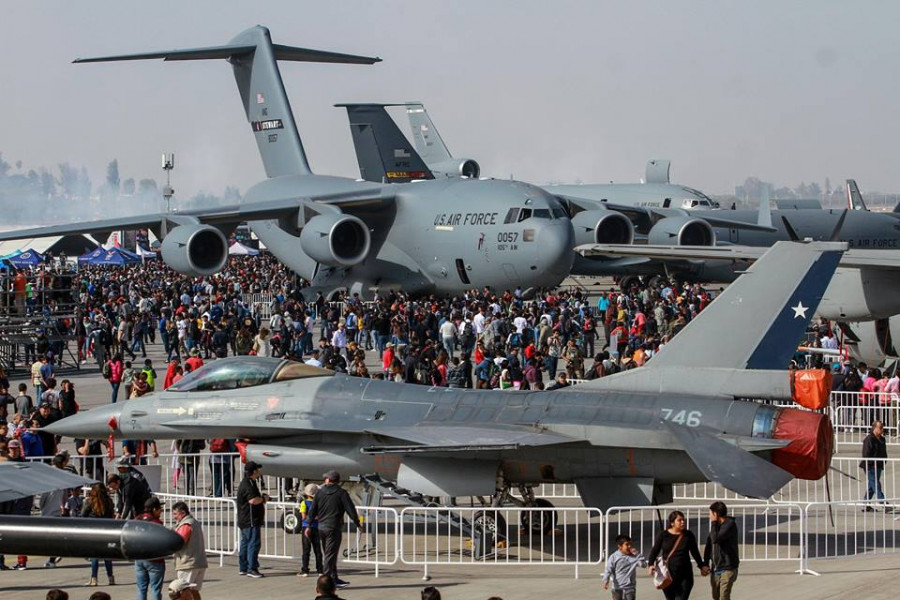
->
<box><xmin>298</xmin><ymin>483</ymin><xmax>323</xmax><ymax>577</ymax></box>
<box><xmin>63</xmin><ymin>486</ymin><xmax>84</xmax><ymax>517</ymax></box>
<box><xmin>602</xmin><ymin>534</ymin><xmax>648</xmax><ymax>600</ymax></box>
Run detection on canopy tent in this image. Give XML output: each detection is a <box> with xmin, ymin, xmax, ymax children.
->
<box><xmin>3</xmin><ymin>249</ymin><xmax>45</xmax><ymax>268</ymax></box>
<box><xmin>78</xmin><ymin>246</ymin><xmax>141</xmax><ymax>266</ymax></box>
<box><xmin>229</xmin><ymin>241</ymin><xmax>260</xmax><ymax>256</ymax></box>
<box><xmin>136</xmin><ymin>245</ymin><xmax>157</xmax><ymax>259</ymax></box>
<box><xmin>0</xmin><ymin>234</ymin><xmax>96</xmax><ymax>257</ymax></box>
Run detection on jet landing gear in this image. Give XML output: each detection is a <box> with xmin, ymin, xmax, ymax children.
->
<box><xmin>482</xmin><ymin>481</ymin><xmax>559</xmax><ymax>536</ymax></box>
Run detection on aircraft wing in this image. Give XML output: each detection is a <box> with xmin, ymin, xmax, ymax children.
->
<box><xmin>578</xmin><ymin>243</ymin><xmax>900</xmax><ymax>271</ymax></box>
<box><xmin>0</xmin><ymin>191</ymin><xmax>395</xmax><ymax>241</ymax></box>
<box><xmin>0</xmin><ymin>462</ymin><xmax>96</xmax><ymax>503</ymax></box>
<box><xmin>361</xmin><ymin>424</ymin><xmax>578</xmax><ymax>453</ymax></box>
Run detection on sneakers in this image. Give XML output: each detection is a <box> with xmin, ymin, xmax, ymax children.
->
<box><xmin>299</xmin><ymin>571</ymin><xmax>310</xmax><ymax>578</ymax></box>
<box><xmin>86</xmin><ymin>577</ymin><xmax>98</xmax><ymax>587</ymax></box>
<box><xmin>238</xmin><ymin>571</ymin><xmax>247</xmax><ymax>576</ymax></box>
<box><xmin>335</xmin><ymin>579</ymin><xmax>351</xmax><ymax>589</ymax></box>
<box><xmin>247</xmin><ymin>570</ymin><xmax>264</xmax><ymax>578</ymax></box>
<box><xmin>13</xmin><ymin>563</ymin><xmax>27</xmax><ymax>571</ymax></box>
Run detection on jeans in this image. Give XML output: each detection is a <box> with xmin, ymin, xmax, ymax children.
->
<box><xmin>110</xmin><ymin>382</ymin><xmax>120</xmax><ymax>403</ymax></box>
<box><xmin>442</xmin><ymin>336</ymin><xmax>455</xmax><ymax>360</ymax></box>
<box><xmin>239</xmin><ymin>526</ymin><xmax>261</xmax><ymax>573</ymax></box>
<box><xmin>211</xmin><ymin>458</ymin><xmax>233</xmax><ymax>497</ymax></box>
<box><xmin>865</xmin><ymin>467</ymin><xmax>885</xmax><ymax>501</ymax></box>
<box><xmin>135</xmin><ymin>559</ymin><xmax>165</xmax><ymax>600</ymax></box>
<box><xmin>90</xmin><ymin>557</ymin><xmax>113</xmax><ymax>579</ymax></box>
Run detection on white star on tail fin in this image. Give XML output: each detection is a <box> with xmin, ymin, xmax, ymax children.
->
<box><xmin>792</xmin><ymin>302</ymin><xmax>808</xmax><ymax>319</ymax></box>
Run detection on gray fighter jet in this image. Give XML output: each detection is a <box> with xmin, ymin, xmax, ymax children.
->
<box><xmin>49</xmin><ymin>241</ymin><xmax>841</xmax><ymax>510</ymax></box>
<box><xmin>0</xmin><ymin>27</ymin><xmax>574</xmax><ymax>299</ymax></box>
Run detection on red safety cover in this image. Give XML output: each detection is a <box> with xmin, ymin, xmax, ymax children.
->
<box><xmin>791</xmin><ymin>369</ymin><xmax>832</xmax><ymax>410</ymax></box>
<box><xmin>772</xmin><ymin>409</ymin><xmax>833</xmax><ymax>480</ymax></box>
<box><xmin>235</xmin><ymin>440</ymin><xmax>249</xmax><ymax>464</ymax></box>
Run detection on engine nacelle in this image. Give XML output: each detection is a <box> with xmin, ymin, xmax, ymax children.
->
<box><xmin>571</xmin><ymin>210</ymin><xmax>634</xmax><ymax>246</ymax></box>
<box><xmin>159</xmin><ymin>223</ymin><xmax>228</xmax><ymax>276</ymax></box>
<box><xmin>299</xmin><ymin>213</ymin><xmax>371</xmax><ymax>267</ymax></box>
<box><xmin>433</xmin><ymin>158</ymin><xmax>481</xmax><ymax>179</ymax></box>
<box><xmin>243</xmin><ymin>444</ymin><xmax>372</xmax><ymax>479</ymax></box>
<box><xmin>648</xmin><ymin>216</ymin><xmax>715</xmax><ymax>246</ymax></box>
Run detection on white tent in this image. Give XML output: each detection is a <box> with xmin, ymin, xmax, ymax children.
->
<box><xmin>229</xmin><ymin>241</ymin><xmax>260</xmax><ymax>256</ymax></box>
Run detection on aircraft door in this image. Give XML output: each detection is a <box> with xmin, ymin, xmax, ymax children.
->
<box><xmin>455</xmin><ymin>259</ymin><xmax>471</xmax><ymax>284</ymax></box>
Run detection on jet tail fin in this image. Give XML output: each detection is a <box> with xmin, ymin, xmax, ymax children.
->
<box><xmin>757</xmin><ymin>186</ymin><xmax>772</xmax><ymax>228</ymax></box>
<box><xmin>335</xmin><ymin>104</ymin><xmax>434</xmax><ymax>183</ymax></box>
<box><xmin>846</xmin><ymin>179</ymin><xmax>869</xmax><ymax>211</ymax></box>
<box><xmin>75</xmin><ymin>26</ymin><xmax>380</xmax><ymax>179</ymax></box>
<box><xmin>405</xmin><ymin>103</ymin><xmax>454</xmax><ymax>164</ymax></box>
<box><xmin>645</xmin><ymin>241</ymin><xmax>845</xmax><ymax>370</ymax></box>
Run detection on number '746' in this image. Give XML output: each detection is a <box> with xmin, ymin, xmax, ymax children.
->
<box><xmin>660</xmin><ymin>408</ymin><xmax>702</xmax><ymax>427</ymax></box>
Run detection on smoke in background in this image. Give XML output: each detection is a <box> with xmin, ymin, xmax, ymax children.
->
<box><xmin>0</xmin><ymin>153</ymin><xmax>239</xmax><ymax>228</ymax></box>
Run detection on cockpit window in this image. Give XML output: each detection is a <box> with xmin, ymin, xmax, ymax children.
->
<box><xmin>551</xmin><ymin>207</ymin><xmax>567</xmax><ymax>219</ymax></box>
<box><xmin>517</xmin><ymin>208</ymin><xmax>533</xmax><ymax>222</ymax></box>
<box><xmin>168</xmin><ymin>357</ymin><xmax>332</xmax><ymax>392</ymax></box>
<box><xmin>533</xmin><ymin>208</ymin><xmax>551</xmax><ymax>219</ymax></box>
<box><xmin>504</xmin><ymin>208</ymin><xmax>520</xmax><ymax>224</ymax></box>
<box><xmin>680</xmin><ymin>186</ymin><xmax>714</xmax><ymax>202</ymax></box>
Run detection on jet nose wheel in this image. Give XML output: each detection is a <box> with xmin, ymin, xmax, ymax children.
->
<box><xmin>520</xmin><ymin>498</ymin><xmax>558</xmax><ymax>535</ymax></box>
<box><xmin>471</xmin><ymin>510</ymin><xmax>507</xmax><ymax>560</ymax></box>
<box><xmin>282</xmin><ymin>508</ymin><xmax>303</xmax><ymax>534</ymax></box>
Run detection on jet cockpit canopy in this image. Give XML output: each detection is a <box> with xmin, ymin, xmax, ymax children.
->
<box><xmin>168</xmin><ymin>357</ymin><xmax>333</xmax><ymax>392</ymax></box>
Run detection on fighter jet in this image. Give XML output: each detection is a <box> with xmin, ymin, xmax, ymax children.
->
<box><xmin>49</xmin><ymin>241</ymin><xmax>840</xmax><ymax>510</ymax></box>
<box><xmin>0</xmin><ymin>27</ymin><xmax>574</xmax><ymax>299</ymax></box>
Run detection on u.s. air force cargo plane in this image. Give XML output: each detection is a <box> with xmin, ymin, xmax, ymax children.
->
<box><xmin>0</xmin><ymin>27</ymin><xmax>574</xmax><ymax>299</ymax></box>
<box><xmin>50</xmin><ymin>242</ymin><xmax>841</xmax><ymax>511</ymax></box>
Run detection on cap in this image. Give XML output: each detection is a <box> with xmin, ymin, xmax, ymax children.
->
<box><xmin>304</xmin><ymin>483</ymin><xmax>319</xmax><ymax>496</ymax></box>
<box><xmin>168</xmin><ymin>579</ymin><xmax>197</xmax><ymax>593</ymax></box>
<box><xmin>144</xmin><ymin>496</ymin><xmax>164</xmax><ymax>511</ymax></box>
<box><xmin>385</xmin><ymin>342</ymin><xmax>395</xmax><ymax>348</ymax></box>
<box><xmin>323</xmin><ymin>469</ymin><xmax>341</xmax><ymax>482</ymax></box>
<box><xmin>244</xmin><ymin>461</ymin><xmax>262</xmax><ymax>473</ymax></box>
<box><xmin>116</xmin><ymin>455</ymin><xmax>134</xmax><ymax>467</ymax></box>
<box><xmin>40</xmin><ymin>402</ymin><xmax>51</xmax><ymax>409</ymax></box>
<box><xmin>7</xmin><ymin>439</ymin><xmax>21</xmax><ymax>448</ymax></box>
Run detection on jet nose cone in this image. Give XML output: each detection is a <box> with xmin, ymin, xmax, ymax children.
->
<box><xmin>45</xmin><ymin>403</ymin><xmax>124</xmax><ymax>438</ymax></box>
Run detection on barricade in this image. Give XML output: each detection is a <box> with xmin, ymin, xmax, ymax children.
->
<box><xmin>145</xmin><ymin>452</ymin><xmax>241</xmax><ymax>498</ymax></box>
<box><xmin>156</xmin><ymin>492</ymin><xmax>238</xmax><ymax>565</ymax></box>
<box><xmin>399</xmin><ymin>506</ymin><xmax>603</xmax><ymax>579</ymax></box>
<box><xmin>802</xmin><ymin>499</ymin><xmax>900</xmax><ymax>570</ymax></box>
<box><xmin>831</xmin><ymin>395</ymin><xmax>900</xmax><ymax>447</ymax></box>
<box><xmin>604</xmin><ymin>504</ymin><xmax>804</xmax><ymax>570</ymax></box>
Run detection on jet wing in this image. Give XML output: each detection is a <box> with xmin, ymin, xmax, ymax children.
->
<box><xmin>361</xmin><ymin>424</ymin><xmax>578</xmax><ymax>454</ymax></box>
<box><xmin>0</xmin><ymin>462</ymin><xmax>96</xmax><ymax>503</ymax></box>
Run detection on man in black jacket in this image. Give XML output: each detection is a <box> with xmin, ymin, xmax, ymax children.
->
<box><xmin>306</xmin><ymin>471</ymin><xmax>362</xmax><ymax>589</ymax></box>
<box><xmin>237</xmin><ymin>461</ymin><xmax>269</xmax><ymax>578</ymax></box>
<box><xmin>862</xmin><ymin>420</ymin><xmax>889</xmax><ymax>511</ymax></box>
<box><xmin>703</xmin><ymin>501</ymin><xmax>739</xmax><ymax>600</ymax></box>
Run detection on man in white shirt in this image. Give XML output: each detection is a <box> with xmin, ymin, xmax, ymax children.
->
<box><xmin>439</xmin><ymin>319</ymin><xmax>457</xmax><ymax>360</ymax></box>
<box><xmin>473</xmin><ymin>309</ymin><xmax>486</xmax><ymax>335</ymax></box>
<box><xmin>331</xmin><ymin>323</ymin><xmax>348</xmax><ymax>359</ymax></box>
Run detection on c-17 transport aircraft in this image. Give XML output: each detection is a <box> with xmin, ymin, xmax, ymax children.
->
<box><xmin>0</xmin><ymin>27</ymin><xmax>574</xmax><ymax>299</ymax></box>
<box><xmin>50</xmin><ymin>241</ymin><xmax>840</xmax><ymax>512</ymax></box>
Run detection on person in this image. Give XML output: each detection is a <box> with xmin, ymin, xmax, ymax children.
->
<box><xmin>298</xmin><ymin>483</ymin><xmax>324</xmax><ymax>578</ymax></box>
<box><xmin>546</xmin><ymin>371</ymin><xmax>570</xmax><ymax>391</ymax></box>
<box><xmin>114</xmin><ymin>456</ymin><xmax>153</xmax><ymax>519</ymax></box>
<box><xmin>172</xmin><ymin>501</ymin><xmax>208</xmax><ymax>591</ymax></box>
<box><xmin>81</xmin><ymin>483</ymin><xmax>116</xmax><ymax>587</ymax></box>
<box><xmin>209</xmin><ymin>437</ymin><xmax>236</xmax><ymax>497</ymax></box>
<box><xmin>703</xmin><ymin>502</ymin><xmax>739</xmax><ymax>600</ymax></box>
<box><xmin>45</xmin><ymin>591</ymin><xmax>68</xmax><ymax>600</ymax></box>
<box><xmin>648</xmin><ymin>510</ymin><xmax>705</xmax><ymax>600</ymax></box>
<box><xmin>167</xmin><ymin>579</ymin><xmax>201</xmax><ymax>600</ymax></box>
<box><xmin>237</xmin><ymin>461</ymin><xmax>269</xmax><ymax>578</ymax></box>
<box><xmin>106</xmin><ymin>353</ymin><xmax>124</xmax><ymax>403</ymax></box>
<box><xmin>306</xmin><ymin>470</ymin><xmax>362</xmax><ymax>589</ymax></box>
<box><xmin>314</xmin><ymin>574</ymin><xmax>344</xmax><ymax>600</ymax></box>
<box><xmin>14</xmin><ymin>382</ymin><xmax>33</xmax><ymax>419</ymax></box>
<box><xmin>89</xmin><ymin>593</ymin><xmax>112</xmax><ymax>600</ymax></box>
<box><xmin>135</xmin><ymin>496</ymin><xmax>167</xmax><ymax>600</ymax></box>
<box><xmin>861</xmin><ymin>420</ymin><xmax>890</xmax><ymax>511</ymax></box>
<box><xmin>421</xmin><ymin>586</ymin><xmax>442</xmax><ymax>600</ymax></box>
<box><xmin>602</xmin><ymin>534</ymin><xmax>648</xmax><ymax>600</ymax></box>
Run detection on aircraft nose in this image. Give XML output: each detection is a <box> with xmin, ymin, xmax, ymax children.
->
<box><xmin>536</xmin><ymin>219</ymin><xmax>575</xmax><ymax>276</ymax></box>
<box><xmin>45</xmin><ymin>402</ymin><xmax>125</xmax><ymax>439</ymax></box>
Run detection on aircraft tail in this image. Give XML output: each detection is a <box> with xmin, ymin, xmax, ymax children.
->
<box><xmin>405</xmin><ymin>103</ymin><xmax>454</xmax><ymax>164</ymax></box>
<box><xmin>646</xmin><ymin>241</ymin><xmax>845</xmax><ymax>370</ymax></box>
<box><xmin>75</xmin><ymin>26</ymin><xmax>380</xmax><ymax>179</ymax></box>
<box><xmin>335</xmin><ymin>104</ymin><xmax>434</xmax><ymax>183</ymax></box>
<box><xmin>845</xmin><ymin>179</ymin><xmax>869</xmax><ymax>211</ymax></box>
<box><xmin>757</xmin><ymin>186</ymin><xmax>772</xmax><ymax>228</ymax></box>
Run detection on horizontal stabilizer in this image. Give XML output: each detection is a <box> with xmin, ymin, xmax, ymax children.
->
<box><xmin>75</xmin><ymin>43</ymin><xmax>380</xmax><ymax>65</ymax></box>
<box><xmin>0</xmin><ymin>462</ymin><xmax>96</xmax><ymax>502</ymax></box>
<box><xmin>665</xmin><ymin>423</ymin><xmax>793</xmax><ymax>499</ymax></box>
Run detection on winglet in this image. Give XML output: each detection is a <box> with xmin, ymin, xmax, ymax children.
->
<box><xmin>846</xmin><ymin>179</ymin><xmax>869</xmax><ymax>211</ymax></box>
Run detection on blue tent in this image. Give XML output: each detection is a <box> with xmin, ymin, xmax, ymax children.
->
<box><xmin>4</xmin><ymin>249</ymin><xmax>45</xmax><ymax>268</ymax></box>
<box><xmin>78</xmin><ymin>246</ymin><xmax>141</xmax><ymax>266</ymax></box>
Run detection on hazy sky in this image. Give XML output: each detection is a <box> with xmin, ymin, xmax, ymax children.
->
<box><xmin>2</xmin><ymin>1</ymin><xmax>898</xmax><ymax>199</ymax></box>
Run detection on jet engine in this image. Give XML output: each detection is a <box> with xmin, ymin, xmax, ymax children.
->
<box><xmin>648</xmin><ymin>216</ymin><xmax>715</xmax><ymax>246</ymax></box>
<box><xmin>299</xmin><ymin>213</ymin><xmax>371</xmax><ymax>267</ymax></box>
<box><xmin>243</xmin><ymin>443</ymin><xmax>372</xmax><ymax>478</ymax></box>
<box><xmin>433</xmin><ymin>158</ymin><xmax>481</xmax><ymax>179</ymax></box>
<box><xmin>571</xmin><ymin>210</ymin><xmax>634</xmax><ymax>246</ymax></box>
<box><xmin>159</xmin><ymin>223</ymin><xmax>228</xmax><ymax>276</ymax></box>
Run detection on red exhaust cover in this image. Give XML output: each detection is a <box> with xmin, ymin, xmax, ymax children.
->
<box><xmin>771</xmin><ymin>409</ymin><xmax>833</xmax><ymax>480</ymax></box>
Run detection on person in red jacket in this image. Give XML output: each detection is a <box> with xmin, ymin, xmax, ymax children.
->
<box><xmin>106</xmin><ymin>354</ymin><xmax>124</xmax><ymax>403</ymax></box>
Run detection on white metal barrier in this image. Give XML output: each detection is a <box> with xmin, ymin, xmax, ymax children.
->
<box><xmin>399</xmin><ymin>506</ymin><xmax>603</xmax><ymax>579</ymax></box>
<box><xmin>342</xmin><ymin>506</ymin><xmax>400</xmax><ymax>577</ymax></box>
<box><xmin>156</xmin><ymin>492</ymin><xmax>238</xmax><ymax>563</ymax></box>
<box><xmin>605</xmin><ymin>504</ymin><xmax>805</xmax><ymax>570</ymax></box>
<box><xmin>803</xmin><ymin>499</ymin><xmax>900</xmax><ymax>565</ymax></box>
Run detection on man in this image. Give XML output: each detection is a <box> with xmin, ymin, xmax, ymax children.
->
<box><xmin>703</xmin><ymin>501</ymin><xmax>739</xmax><ymax>600</ymax></box>
<box><xmin>32</xmin><ymin>402</ymin><xmax>59</xmax><ymax>456</ymax></box>
<box><xmin>115</xmin><ymin>456</ymin><xmax>152</xmax><ymax>519</ymax></box>
<box><xmin>861</xmin><ymin>420</ymin><xmax>890</xmax><ymax>511</ymax></box>
<box><xmin>135</xmin><ymin>496</ymin><xmax>166</xmax><ymax>600</ymax></box>
<box><xmin>237</xmin><ymin>461</ymin><xmax>269</xmax><ymax>578</ymax></box>
<box><xmin>546</xmin><ymin>372</ymin><xmax>570</xmax><ymax>391</ymax></box>
<box><xmin>306</xmin><ymin>470</ymin><xmax>362</xmax><ymax>589</ymax></box>
<box><xmin>172</xmin><ymin>501</ymin><xmax>208</xmax><ymax>591</ymax></box>
<box><xmin>14</xmin><ymin>383</ymin><xmax>33</xmax><ymax>420</ymax></box>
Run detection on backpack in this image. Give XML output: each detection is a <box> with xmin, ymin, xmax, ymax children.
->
<box><xmin>414</xmin><ymin>364</ymin><xmax>430</xmax><ymax>385</ymax></box>
<box><xmin>462</xmin><ymin>322</ymin><xmax>474</xmax><ymax>342</ymax></box>
<box><xmin>102</xmin><ymin>361</ymin><xmax>112</xmax><ymax>379</ymax></box>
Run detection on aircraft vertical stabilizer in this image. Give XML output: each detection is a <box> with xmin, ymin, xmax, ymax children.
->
<box><xmin>74</xmin><ymin>26</ymin><xmax>380</xmax><ymax>179</ymax></box>
<box><xmin>406</xmin><ymin>103</ymin><xmax>454</xmax><ymax>164</ymax></box>
<box><xmin>645</xmin><ymin>241</ymin><xmax>845</xmax><ymax>370</ymax></box>
<box><xmin>846</xmin><ymin>179</ymin><xmax>869</xmax><ymax>211</ymax></box>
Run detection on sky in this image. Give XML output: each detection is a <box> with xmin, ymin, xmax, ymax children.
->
<box><xmin>2</xmin><ymin>1</ymin><xmax>898</xmax><ymax>199</ymax></box>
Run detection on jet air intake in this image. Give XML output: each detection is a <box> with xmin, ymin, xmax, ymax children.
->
<box><xmin>648</xmin><ymin>216</ymin><xmax>715</xmax><ymax>246</ymax></box>
<box><xmin>299</xmin><ymin>213</ymin><xmax>371</xmax><ymax>267</ymax></box>
<box><xmin>434</xmin><ymin>158</ymin><xmax>480</xmax><ymax>179</ymax></box>
<box><xmin>571</xmin><ymin>210</ymin><xmax>634</xmax><ymax>246</ymax></box>
<box><xmin>160</xmin><ymin>223</ymin><xmax>228</xmax><ymax>276</ymax></box>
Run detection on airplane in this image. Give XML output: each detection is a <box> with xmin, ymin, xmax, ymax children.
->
<box><xmin>0</xmin><ymin>26</ymin><xmax>575</xmax><ymax>299</ymax></box>
<box><xmin>49</xmin><ymin>241</ymin><xmax>842</xmax><ymax>514</ymax></box>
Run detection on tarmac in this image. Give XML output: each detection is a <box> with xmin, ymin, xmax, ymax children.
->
<box><xmin>2</xmin><ymin>296</ymin><xmax>897</xmax><ymax>600</ymax></box>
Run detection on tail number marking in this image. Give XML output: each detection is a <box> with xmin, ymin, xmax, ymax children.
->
<box><xmin>660</xmin><ymin>408</ymin><xmax>702</xmax><ymax>427</ymax></box>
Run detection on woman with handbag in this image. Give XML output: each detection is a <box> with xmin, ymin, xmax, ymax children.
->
<box><xmin>647</xmin><ymin>510</ymin><xmax>707</xmax><ymax>600</ymax></box>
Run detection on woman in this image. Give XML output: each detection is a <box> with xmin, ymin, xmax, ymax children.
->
<box><xmin>648</xmin><ymin>510</ymin><xmax>705</xmax><ymax>600</ymax></box>
<box><xmin>58</xmin><ymin>379</ymin><xmax>77</xmax><ymax>418</ymax></box>
<box><xmin>253</xmin><ymin>327</ymin><xmax>271</xmax><ymax>357</ymax></box>
<box><xmin>81</xmin><ymin>482</ymin><xmax>116</xmax><ymax>586</ymax></box>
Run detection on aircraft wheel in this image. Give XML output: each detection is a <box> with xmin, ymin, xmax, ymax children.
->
<box><xmin>472</xmin><ymin>510</ymin><xmax>506</xmax><ymax>559</ymax></box>
<box><xmin>520</xmin><ymin>498</ymin><xmax>558</xmax><ymax>534</ymax></box>
<box><xmin>282</xmin><ymin>508</ymin><xmax>303</xmax><ymax>534</ymax></box>
<box><xmin>647</xmin><ymin>274</ymin><xmax>666</xmax><ymax>289</ymax></box>
<box><xmin>618</xmin><ymin>275</ymin><xmax>639</xmax><ymax>292</ymax></box>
